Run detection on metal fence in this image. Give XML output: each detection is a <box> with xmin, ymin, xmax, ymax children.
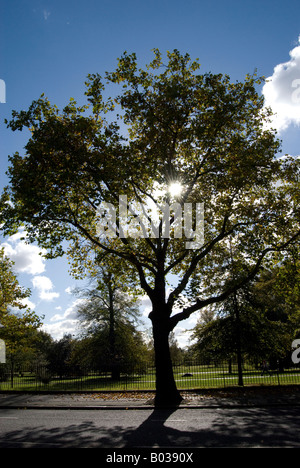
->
<box><xmin>1</xmin><ymin>360</ymin><xmax>300</xmax><ymax>392</ymax></box>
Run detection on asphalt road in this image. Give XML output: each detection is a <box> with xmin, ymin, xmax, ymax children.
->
<box><xmin>0</xmin><ymin>405</ymin><xmax>299</xmax><ymax>449</ymax></box>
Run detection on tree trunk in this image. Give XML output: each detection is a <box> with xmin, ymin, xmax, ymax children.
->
<box><xmin>108</xmin><ymin>283</ymin><xmax>121</xmax><ymax>380</ymax></box>
<box><xmin>151</xmin><ymin>316</ymin><xmax>183</xmax><ymax>407</ymax></box>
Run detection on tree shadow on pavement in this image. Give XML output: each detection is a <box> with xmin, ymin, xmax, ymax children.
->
<box><xmin>1</xmin><ymin>406</ymin><xmax>300</xmax><ymax>448</ymax></box>
<box><xmin>117</xmin><ymin>406</ymin><xmax>300</xmax><ymax>448</ymax></box>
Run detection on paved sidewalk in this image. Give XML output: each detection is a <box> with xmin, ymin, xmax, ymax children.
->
<box><xmin>0</xmin><ymin>387</ymin><xmax>300</xmax><ymax>409</ymax></box>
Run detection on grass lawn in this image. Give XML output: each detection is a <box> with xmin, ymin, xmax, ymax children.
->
<box><xmin>1</xmin><ymin>363</ymin><xmax>300</xmax><ymax>392</ymax></box>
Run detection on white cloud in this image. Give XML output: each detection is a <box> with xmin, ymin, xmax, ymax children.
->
<box><xmin>140</xmin><ymin>294</ymin><xmax>152</xmax><ymax>318</ymax></box>
<box><xmin>32</xmin><ymin>275</ymin><xmax>60</xmax><ymax>301</ymax></box>
<box><xmin>42</xmin><ymin>320</ymin><xmax>78</xmax><ymax>340</ymax></box>
<box><xmin>1</xmin><ymin>230</ymin><xmax>46</xmax><ymax>275</ymax></box>
<box><xmin>262</xmin><ymin>38</ymin><xmax>300</xmax><ymax>132</ymax></box>
<box><xmin>42</xmin><ymin>298</ymin><xmax>85</xmax><ymax>339</ymax></box>
<box><xmin>50</xmin><ymin>298</ymin><xmax>84</xmax><ymax>322</ymax></box>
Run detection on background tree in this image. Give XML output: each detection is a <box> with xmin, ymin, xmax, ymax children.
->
<box><xmin>253</xmin><ymin>260</ymin><xmax>300</xmax><ymax>368</ymax></box>
<box><xmin>271</xmin><ymin>247</ymin><xmax>300</xmax><ymax>341</ymax></box>
<box><xmin>1</xmin><ymin>310</ymin><xmax>42</xmax><ymax>368</ymax></box>
<box><xmin>70</xmin><ymin>323</ymin><xmax>149</xmax><ymax>376</ymax></box>
<box><xmin>0</xmin><ymin>248</ymin><xmax>31</xmax><ymax>320</ymax></box>
<box><xmin>45</xmin><ymin>333</ymin><xmax>76</xmax><ymax>378</ymax></box>
<box><xmin>75</xmin><ymin>265</ymin><xmax>147</xmax><ymax>378</ymax></box>
<box><xmin>0</xmin><ymin>248</ymin><xmax>42</xmax><ymax>381</ymax></box>
<box><xmin>1</xmin><ymin>50</ymin><xmax>300</xmax><ymax>405</ymax></box>
<box><xmin>32</xmin><ymin>329</ymin><xmax>54</xmax><ymax>366</ymax></box>
<box><xmin>190</xmin><ymin>266</ymin><xmax>297</xmax><ymax>373</ymax></box>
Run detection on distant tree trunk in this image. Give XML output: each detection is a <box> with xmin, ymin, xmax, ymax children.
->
<box><xmin>108</xmin><ymin>282</ymin><xmax>120</xmax><ymax>381</ymax></box>
<box><xmin>232</xmin><ymin>291</ymin><xmax>243</xmax><ymax>386</ymax></box>
<box><xmin>10</xmin><ymin>359</ymin><xmax>14</xmax><ymax>389</ymax></box>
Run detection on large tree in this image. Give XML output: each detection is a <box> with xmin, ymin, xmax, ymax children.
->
<box><xmin>1</xmin><ymin>50</ymin><xmax>300</xmax><ymax>405</ymax></box>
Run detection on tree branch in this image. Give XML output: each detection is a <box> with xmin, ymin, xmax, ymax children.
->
<box><xmin>169</xmin><ymin>229</ymin><xmax>300</xmax><ymax>330</ymax></box>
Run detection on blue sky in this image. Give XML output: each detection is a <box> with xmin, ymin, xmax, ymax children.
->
<box><xmin>1</xmin><ymin>0</ymin><xmax>300</xmax><ymax>345</ymax></box>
